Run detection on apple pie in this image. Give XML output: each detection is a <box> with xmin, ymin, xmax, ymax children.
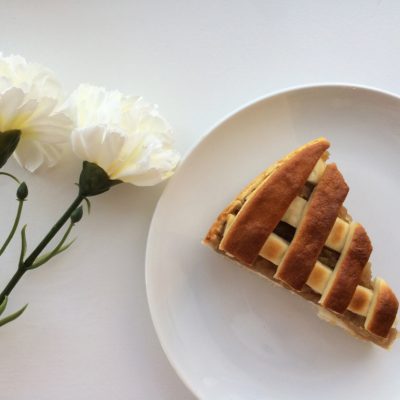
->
<box><xmin>203</xmin><ymin>138</ymin><xmax>399</xmax><ymax>348</ymax></box>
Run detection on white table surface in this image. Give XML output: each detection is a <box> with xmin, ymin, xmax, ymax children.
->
<box><xmin>2</xmin><ymin>1</ymin><xmax>400</xmax><ymax>399</ymax></box>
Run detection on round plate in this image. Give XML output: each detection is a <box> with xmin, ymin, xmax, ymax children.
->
<box><xmin>146</xmin><ymin>84</ymin><xmax>400</xmax><ymax>400</ymax></box>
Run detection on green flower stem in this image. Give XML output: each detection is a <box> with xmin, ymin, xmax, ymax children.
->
<box><xmin>0</xmin><ymin>193</ymin><xmax>84</xmax><ymax>303</ymax></box>
<box><xmin>0</xmin><ymin>172</ymin><xmax>20</xmax><ymax>184</ymax></box>
<box><xmin>0</xmin><ymin>200</ymin><xmax>24</xmax><ymax>256</ymax></box>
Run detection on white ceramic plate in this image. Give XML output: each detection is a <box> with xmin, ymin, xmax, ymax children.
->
<box><xmin>146</xmin><ymin>84</ymin><xmax>400</xmax><ymax>400</ymax></box>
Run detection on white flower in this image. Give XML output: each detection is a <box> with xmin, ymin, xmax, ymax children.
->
<box><xmin>69</xmin><ymin>84</ymin><xmax>180</xmax><ymax>186</ymax></box>
<box><xmin>0</xmin><ymin>54</ymin><xmax>73</xmax><ymax>172</ymax></box>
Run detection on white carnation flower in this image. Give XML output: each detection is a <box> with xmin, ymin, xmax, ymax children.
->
<box><xmin>69</xmin><ymin>84</ymin><xmax>180</xmax><ymax>186</ymax></box>
<box><xmin>0</xmin><ymin>54</ymin><xmax>73</xmax><ymax>172</ymax></box>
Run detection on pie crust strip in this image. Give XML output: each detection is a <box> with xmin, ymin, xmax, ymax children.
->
<box><xmin>365</xmin><ymin>278</ymin><xmax>399</xmax><ymax>337</ymax></box>
<box><xmin>219</xmin><ymin>138</ymin><xmax>330</xmax><ymax>265</ymax></box>
<box><xmin>274</xmin><ymin>164</ymin><xmax>349</xmax><ymax>290</ymax></box>
<box><xmin>319</xmin><ymin>222</ymin><xmax>372</xmax><ymax>313</ymax></box>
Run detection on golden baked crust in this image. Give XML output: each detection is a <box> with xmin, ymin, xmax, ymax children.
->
<box><xmin>320</xmin><ymin>223</ymin><xmax>372</xmax><ymax>313</ymax></box>
<box><xmin>204</xmin><ymin>168</ymin><xmax>276</xmax><ymax>249</ymax></box>
<box><xmin>348</xmin><ymin>285</ymin><xmax>373</xmax><ymax>316</ymax></box>
<box><xmin>365</xmin><ymin>278</ymin><xmax>399</xmax><ymax>338</ymax></box>
<box><xmin>215</xmin><ymin>138</ymin><xmax>330</xmax><ymax>264</ymax></box>
<box><xmin>203</xmin><ymin>138</ymin><xmax>399</xmax><ymax>348</ymax></box>
<box><xmin>274</xmin><ymin>164</ymin><xmax>349</xmax><ymax>290</ymax></box>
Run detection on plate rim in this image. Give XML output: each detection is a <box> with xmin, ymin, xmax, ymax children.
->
<box><xmin>145</xmin><ymin>82</ymin><xmax>400</xmax><ymax>399</ymax></box>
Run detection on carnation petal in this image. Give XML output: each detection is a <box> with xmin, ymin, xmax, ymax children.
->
<box><xmin>118</xmin><ymin>168</ymin><xmax>165</xmax><ymax>186</ymax></box>
<box><xmin>13</xmin><ymin>138</ymin><xmax>44</xmax><ymax>172</ymax></box>
<box><xmin>25</xmin><ymin>112</ymin><xmax>72</xmax><ymax>144</ymax></box>
<box><xmin>71</xmin><ymin>126</ymin><xmax>126</xmax><ymax>171</ymax></box>
<box><xmin>112</xmin><ymin>148</ymin><xmax>180</xmax><ymax>185</ymax></box>
<box><xmin>0</xmin><ymin>87</ymin><xmax>25</xmax><ymax>130</ymax></box>
<box><xmin>14</xmin><ymin>137</ymin><xmax>64</xmax><ymax>172</ymax></box>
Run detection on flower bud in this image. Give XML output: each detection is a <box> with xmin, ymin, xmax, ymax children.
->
<box><xmin>70</xmin><ymin>206</ymin><xmax>83</xmax><ymax>223</ymax></box>
<box><xmin>16</xmin><ymin>182</ymin><xmax>28</xmax><ymax>200</ymax></box>
<box><xmin>0</xmin><ymin>130</ymin><xmax>21</xmax><ymax>168</ymax></box>
<box><xmin>78</xmin><ymin>161</ymin><xmax>121</xmax><ymax>197</ymax></box>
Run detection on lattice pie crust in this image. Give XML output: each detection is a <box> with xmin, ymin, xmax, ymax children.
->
<box><xmin>203</xmin><ymin>138</ymin><xmax>398</xmax><ymax>348</ymax></box>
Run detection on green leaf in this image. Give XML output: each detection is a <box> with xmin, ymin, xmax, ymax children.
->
<box><xmin>0</xmin><ymin>130</ymin><xmax>21</xmax><ymax>168</ymax></box>
<box><xmin>56</xmin><ymin>239</ymin><xmax>76</xmax><ymax>255</ymax></box>
<box><xmin>83</xmin><ymin>197</ymin><xmax>91</xmax><ymax>214</ymax></box>
<box><xmin>28</xmin><ymin>220</ymin><xmax>76</xmax><ymax>271</ymax></box>
<box><xmin>28</xmin><ymin>238</ymin><xmax>76</xmax><ymax>270</ymax></box>
<box><xmin>0</xmin><ymin>200</ymin><xmax>24</xmax><ymax>257</ymax></box>
<box><xmin>0</xmin><ymin>296</ymin><xmax>8</xmax><ymax>316</ymax></box>
<box><xmin>78</xmin><ymin>161</ymin><xmax>121</xmax><ymax>197</ymax></box>
<box><xmin>18</xmin><ymin>225</ymin><xmax>27</xmax><ymax>268</ymax></box>
<box><xmin>0</xmin><ymin>303</ymin><xmax>28</xmax><ymax>327</ymax></box>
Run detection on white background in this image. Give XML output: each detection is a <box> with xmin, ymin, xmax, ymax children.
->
<box><xmin>1</xmin><ymin>1</ymin><xmax>400</xmax><ymax>399</ymax></box>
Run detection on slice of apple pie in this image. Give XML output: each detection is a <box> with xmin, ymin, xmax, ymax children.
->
<box><xmin>203</xmin><ymin>138</ymin><xmax>399</xmax><ymax>348</ymax></box>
